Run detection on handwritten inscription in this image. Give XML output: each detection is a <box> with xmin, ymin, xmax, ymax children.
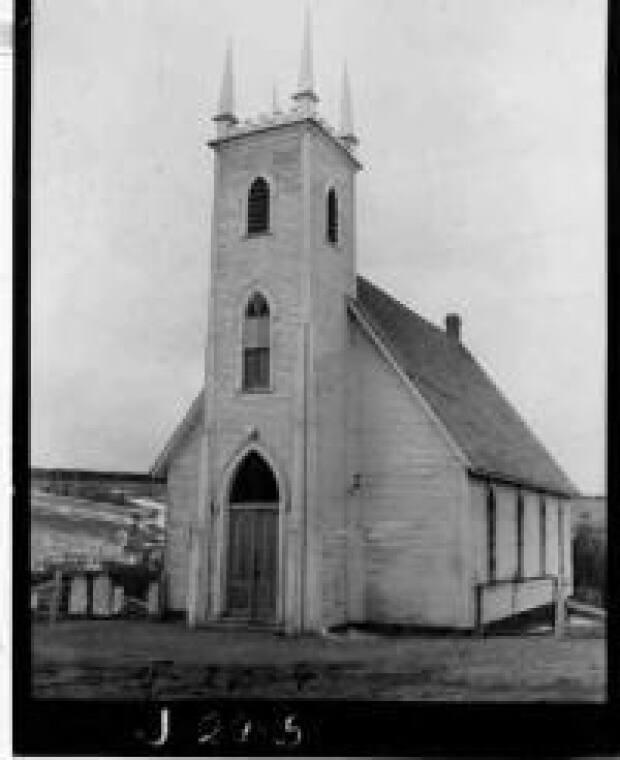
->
<box><xmin>135</xmin><ymin>706</ymin><xmax>305</xmax><ymax>750</ymax></box>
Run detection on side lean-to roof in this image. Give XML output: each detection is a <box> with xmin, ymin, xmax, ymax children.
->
<box><xmin>151</xmin><ymin>276</ymin><xmax>577</xmax><ymax>497</ymax></box>
<box><xmin>150</xmin><ymin>390</ymin><xmax>204</xmax><ymax>479</ymax></box>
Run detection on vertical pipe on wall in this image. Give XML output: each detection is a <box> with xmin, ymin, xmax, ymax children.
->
<box><xmin>187</xmin><ymin>136</ymin><xmax>220</xmax><ymax>628</ymax></box>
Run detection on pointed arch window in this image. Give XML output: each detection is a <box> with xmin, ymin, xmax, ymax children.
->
<box><xmin>243</xmin><ymin>292</ymin><xmax>270</xmax><ymax>391</ymax></box>
<box><xmin>230</xmin><ymin>451</ymin><xmax>279</xmax><ymax>503</ymax></box>
<box><xmin>326</xmin><ymin>187</ymin><xmax>338</xmax><ymax>244</ymax></box>
<box><xmin>247</xmin><ymin>177</ymin><xmax>270</xmax><ymax>235</ymax></box>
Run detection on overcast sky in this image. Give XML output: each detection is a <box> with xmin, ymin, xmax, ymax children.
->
<box><xmin>30</xmin><ymin>0</ymin><xmax>605</xmax><ymax>494</ymax></box>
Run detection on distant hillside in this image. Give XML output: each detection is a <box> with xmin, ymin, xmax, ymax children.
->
<box><xmin>30</xmin><ymin>487</ymin><xmax>166</xmax><ymax>572</ymax></box>
<box><xmin>30</xmin><ymin>467</ymin><xmax>166</xmax><ymax>502</ymax></box>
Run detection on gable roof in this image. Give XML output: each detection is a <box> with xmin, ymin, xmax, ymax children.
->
<box><xmin>151</xmin><ymin>276</ymin><xmax>577</xmax><ymax>497</ymax></box>
<box><xmin>354</xmin><ymin>276</ymin><xmax>577</xmax><ymax>496</ymax></box>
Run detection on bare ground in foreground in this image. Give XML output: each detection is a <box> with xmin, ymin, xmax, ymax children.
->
<box><xmin>32</xmin><ymin>619</ymin><xmax>605</xmax><ymax>701</ymax></box>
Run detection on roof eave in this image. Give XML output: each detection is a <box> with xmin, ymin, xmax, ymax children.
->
<box><xmin>467</xmin><ymin>467</ymin><xmax>580</xmax><ymax>500</ymax></box>
<box><xmin>149</xmin><ymin>391</ymin><xmax>205</xmax><ymax>479</ymax></box>
<box><xmin>207</xmin><ymin>116</ymin><xmax>363</xmax><ymax>170</ymax></box>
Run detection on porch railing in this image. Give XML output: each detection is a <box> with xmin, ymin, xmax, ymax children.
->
<box><xmin>474</xmin><ymin>575</ymin><xmax>569</xmax><ymax>633</ymax></box>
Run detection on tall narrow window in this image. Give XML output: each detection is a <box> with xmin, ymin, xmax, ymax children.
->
<box><xmin>487</xmin><ymin>485</ymin><xmax>496</xmax><ymax>583</ymax></box>
<box><xmin>558</xmin><ymin>505</ymin><xmax>564</xmax><ymax>577</ymax></box>
<box><xmin>540</xmin><ymin>496</ymin><xmax>547</xmax><ymax>576</ymax></box>
<box><xmin>243</xmin><ymin>292</ymin><xmax>270</xmax><ymax>391</ymax></box>
<box><xmin>326</xmin><ymin>187</ymin><xmax>338</xmax><ymax>244</ymax></box>
<box><xmin>247</xmin><ymin>177</ymin><xmax>270</xmax><ymax>235</ymax></box>
<box><xmin>516</xmin><ymin>491</ymin><xmax>524</xmax><ymax>579</ymax></box>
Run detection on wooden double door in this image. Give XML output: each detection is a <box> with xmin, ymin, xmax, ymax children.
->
<box><xmin>226</xmin><ymin>505</ymin><xmax>278</xmax><ymax>621</ymax></box>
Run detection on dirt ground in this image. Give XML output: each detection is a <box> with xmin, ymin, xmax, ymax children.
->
<box><xmin>32</xmin><ymin>619</ymin><xmax>606</xmax><ymax>701</ymax></box>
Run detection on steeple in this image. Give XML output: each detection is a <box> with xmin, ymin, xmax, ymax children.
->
<box><xmin>213</xmin><ymin>39</ymin><xmax>237</xmax><ymax>136</ymax></box>
<box><xmin>339</xmin><ymin>63</ymin><xmax>358</xmax><ymax>149</ymax></box>
<box><xmin>292</xmin><ymin>6</ymin><xmax>318</xmax><ymax>114</ymax></box>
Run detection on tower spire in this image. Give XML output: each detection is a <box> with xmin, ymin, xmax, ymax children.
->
<box><xmin>292</xmin><ymin>6</ymin><xmax>318</xmax><ymax>114</ymax></box>
<box><xmin>339</xmin><ymin>62</ymin><xmax>358</xmax><ymax>149</ymax></box>
<box><xmin>213</xmin><ymin>38</ymin><xmax>237</xmax><ymax>136</ymax></box>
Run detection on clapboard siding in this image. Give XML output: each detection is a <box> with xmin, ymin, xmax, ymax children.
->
<box><xmin>350</xmin><ymin>320</ymin><xmax>470</xmax><ymax>628</ymax></box>
<box><xmin>315</xmin><ymin>350</ymin><xmax>349</xmax><ymax>627</ymax></box>
<box><xmin>166</xmin><ymin>420</ymin><xmax>202</xmax><ymax>611</ymax></box>
<box><xmin>320</xmin><ymin>532</ymin><xmax>348</xmax><ymax>625</ymax></box>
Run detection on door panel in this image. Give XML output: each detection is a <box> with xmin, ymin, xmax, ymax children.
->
<box><xmin>254</xmin><ymin>510</ymin><xmax>277</xmax><ymax>619</ymax></box>
<box><xmin>226</xmin><ymin>507</ymin><xmax>278</xmax><ymax>620</ymax></box>
<box><xmin>227</xmin><ymin>509</ymin><xmax>254</xmax><ymax>617</ymax></box>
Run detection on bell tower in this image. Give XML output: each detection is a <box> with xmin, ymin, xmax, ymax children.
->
<box><xmin>188</xmin><ymin>12</ymin><xmax>362</xmax><ymax>632</ymax></box>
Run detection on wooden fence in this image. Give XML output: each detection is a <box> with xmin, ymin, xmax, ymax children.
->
<box><xmin>31</xmin><ymin>566</ymin><xmax>163</xmax><ymax>623</ymax></box>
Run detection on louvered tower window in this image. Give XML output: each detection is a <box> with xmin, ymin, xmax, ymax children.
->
<box><xmin>326</xmin><ymin>187</ymin><xmax>338</xmax><ymax>244</ymax></box>
<box><xmin>243</xmin><ymin>292</ymin><xmax>270</xmax><ymax>390</ymax></box>
<box><xmin>247</xmin><ymin>177</ymin><xmax>270</xmax><ymax>235</ymax></box>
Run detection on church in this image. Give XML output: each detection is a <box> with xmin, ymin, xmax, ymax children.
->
<box><xmin>151</xmin><ymin>15</ymin><xmax>577</xmax><ymax>633</ymax></box>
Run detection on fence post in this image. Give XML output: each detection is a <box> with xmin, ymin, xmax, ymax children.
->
<box><xmin>49</xmin><ymin>569</ymin><xmax>62</xmax><ymax>625</ymax></box>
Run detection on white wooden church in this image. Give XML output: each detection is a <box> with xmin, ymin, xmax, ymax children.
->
<box><xmin>151</xmin><ymin>14</ymin><xmax>576</xmax><ymax>633</ymax></box>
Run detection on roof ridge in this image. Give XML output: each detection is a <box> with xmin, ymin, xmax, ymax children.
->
<box><xmin>356</xmin><ymin>274</ymin><xmax>448</xmax><ymax>340</ymax></box>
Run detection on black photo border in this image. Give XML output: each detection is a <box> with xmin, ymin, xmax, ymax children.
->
<box><xmin>13</xmin><ymin>0</ymin><xmax>619</xmax><ymax>754</ymax></box>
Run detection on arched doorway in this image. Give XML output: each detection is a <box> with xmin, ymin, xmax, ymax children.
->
<box><xmin>226</xmin><ymin>451</ymin><xmax>279</xmax><ymax>620</ymax></box>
